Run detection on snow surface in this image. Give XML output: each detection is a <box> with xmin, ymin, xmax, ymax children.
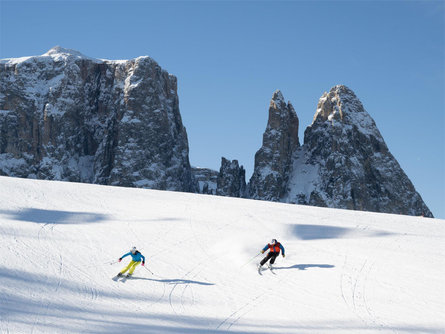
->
<box><xmin>0</xmin><ymin>176</ymin><xmax>443</xmax><ymax>333</ymax></box>
<box><xmin>286</xmin><ymin>148</ymin><xmax>320</xmax><ymax>203</ymax></box>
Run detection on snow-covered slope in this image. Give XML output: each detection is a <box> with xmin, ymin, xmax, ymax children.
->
<box><xmin>0</xmin><ymin>176</ymin><xmax>443</xmax><ymax>333</ymax></box>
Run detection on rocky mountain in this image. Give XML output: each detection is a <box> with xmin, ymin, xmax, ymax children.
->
<box><xmin>216</xmin><ymin>157</ymin><xmax>246</xmax><ymax>198</ymax></box>
<box><xmin>249</xmin><ymin>86</ymin><xmax>433</xmax><ymax>217</ymax></box>
<box><xmin>192</xmin><ymin>167</ymin><xmax>218</xmax><ymax>195</ymax></box>
<box><xmin>192</xmin><ymin>158</ymin><xmax>247</xmax><ymax>198</ymax></box>
<box><xmin>249</xmin><ymin>90</ymin><xmax>299</xmax><ymax>201</ymax></box>
<box><xmin>0</xmin><ymin>47</ymin><xmax>432</xmax><ymax>217</ymax></box>
<box><xmin>0</xmin><ymin>47</ymin><xmax>196</xmax><ymax>192</ymax></box>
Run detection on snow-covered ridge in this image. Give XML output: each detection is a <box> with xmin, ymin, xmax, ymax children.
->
<box><xmin>0</xmin><ymin>46</ymin><xmax>162</xmax><ymax>68</ymax></box>
<box><xmin>0</xmin><ymin>46</ymin><xmax>99</xmax><ymax>64</ymax></box>
<box><xmin>43</xmin><ymin>45</ymin><xmax>94</xmax><ymax>59</ymax></box>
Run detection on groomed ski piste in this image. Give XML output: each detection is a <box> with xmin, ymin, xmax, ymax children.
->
<box><xmin>0</xmin><ymin>176</ymin><xmax>443</xmax><ymax>334</ymax></box>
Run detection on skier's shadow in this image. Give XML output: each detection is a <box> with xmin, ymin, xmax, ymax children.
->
<box><xmin>273</xmin><ymin>264</ymin><xmax>335</xmax><ymax>271</ymax></box>
<box><xmin>130</xmin><ymin>277</ymin><xmax>214</xmax><ymax>285</ymax></box>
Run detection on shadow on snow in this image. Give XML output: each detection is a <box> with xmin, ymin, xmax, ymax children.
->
<box><xmin>289</xmin><ymin>223</ymin><xmax>393</xmax><ymax>240</ymax></box>
<box><xmin>130</xmin><ymin>276</ymin><xmax>214</xmax><ymax>285</ymax></box>
<box><xmin>273</xmin><ymin>264</ymin><xmax>335</xmax><ymax>271</ymax></box>
<box><xmin>0</xmin><ymin>208</ymin><xmax>108</xmax><ymax>224</ymax></box>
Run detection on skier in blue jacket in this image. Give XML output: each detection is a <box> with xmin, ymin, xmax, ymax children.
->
<box><xmin>258</xmin><ymin>239</ymin><xmax>285</xmax><ymax>269</ymax></box>
<box><xmin>117</xmin><ymin>247</ymin><xmax>145</xmax><ymax>278</ymax></box>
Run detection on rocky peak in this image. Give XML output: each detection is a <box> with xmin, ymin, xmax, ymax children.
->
<box><xmin>310</xmin><ymin>85</ymin><xmax>382</xmax><ymax>140</ymax></box>
<box><xmin>285</xmin><ymin>85</ymin><xmax>433</xmax><ymax>217</ymax></box>
<box><xmin>270</xmin><ymin>89</ymin><xmax>286</xmax><ymax>108</ymax></box>
<box><xmin>216</xmin><ymin>157</ymin><xmax>246</xmax><ymax>198</ymax></box>
<box><xmin>313</xmin><ymin>85</ymin><xmax>353</xmax><ymax>122</ymax></box>
<box><xmin>266</xmin><ymin>90</ymin><xmax>297</xmax><ymax>131</ymax></box>
<box><xmin>249</xmin><ymin>90</ymin><xmax>300</xmax><ymax>201</ymax></box>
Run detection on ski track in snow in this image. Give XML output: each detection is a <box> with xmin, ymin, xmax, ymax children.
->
<box><xmin>217</xmin><ymin>268</ymin><xmax>286</xmax><ymax>331</ymax></box>
<box><xmin>339</xmin><ymin>225</ymin><xmax>400</xmax><ymax>333</ymax></box>
<box><xmin>0</xmin><ymin>176</ymin><xmax>444</xmax><ymax>333</ymax></box>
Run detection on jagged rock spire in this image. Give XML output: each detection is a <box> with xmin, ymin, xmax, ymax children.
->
<box><xmin>216</xmin><ymin>157</ymin><xmax>246</xmax><ymax>198</ymax></box>
<box><xmin>248</xmin><ymin>90</ymin><xmax>300</xmax><ymax>201</ymax></box>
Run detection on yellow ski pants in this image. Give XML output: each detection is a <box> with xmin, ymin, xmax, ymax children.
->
<box><xmin>120</xmin><ymin>260</ymin><xmax>141</xmax><ymax>275</ymax></box>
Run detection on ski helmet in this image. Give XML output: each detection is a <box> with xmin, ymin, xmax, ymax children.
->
<box><xmin>131</xmin><ymin>246</ymin><xmax>137</xmax><ymax>254</ymax></box>
<box><xmin>271</xmin><ymin>239</ymin><xmax>277</xmax><ymax>244</ymax></box>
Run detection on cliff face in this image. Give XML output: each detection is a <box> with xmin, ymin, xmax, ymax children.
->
<box><xmin>249</xmin><ymin>90</ymin><xmax>299</xmax><ymax>201</ymax></box>
<box><xmin>192</xmin><ymin>167</ymin><xmax>218</xmax><ymax>195</ymax></box>
<box><xmin>216</xmin><ymin>157</ymin><xmax>246</xmax><ymax>198</ymax></box>
<box><xmin>0</xmin><ymin>47</ymin><xmax>195</xmax><ymax>192</ymax></box>
<box><xmin>249</xmin><ymin>86</ymin><xmax>433</xmax><ymax>217</ymax></box>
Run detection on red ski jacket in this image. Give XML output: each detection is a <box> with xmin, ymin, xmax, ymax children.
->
<box><xmin>262</xmin><ymin>242</ymin><xmax>285</xmax><ymax>255</ymax></box>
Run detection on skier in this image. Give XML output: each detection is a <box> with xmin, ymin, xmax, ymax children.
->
<box><xmin>116</xmin><ymin>246</ymin><xmax>145</xmax><ymax>278</ymax></box>
<box><xmin>258</xmin><ymin>239</ymin><xmax>285</xmax><ymax>269</ymax></box>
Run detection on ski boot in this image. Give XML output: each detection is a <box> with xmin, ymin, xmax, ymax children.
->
<box><xmin>117</xmin><ymin>272</ymin><xmax>123</xmax><ymax>277</ymax></box>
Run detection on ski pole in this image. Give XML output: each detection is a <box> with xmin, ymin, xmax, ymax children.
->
<box><xmin>241</xmin><ymin>252</ymin><xmax>261</xmax><ymax>268</ymax></box>
<box><xmin>144</xmin><ymin>266</ymin><xmax>154</xmax><ymax>275</ymax></box>
<box><xmin>85</xmin><ymin>260</ymin><xmax>119</xmax><ymax>269</ymax></box>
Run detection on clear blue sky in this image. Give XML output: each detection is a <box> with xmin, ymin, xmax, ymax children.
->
<box><xmin>1</xmin><ymin>0</ymin><xmax>444</xmax><ymax>218</ymax></box>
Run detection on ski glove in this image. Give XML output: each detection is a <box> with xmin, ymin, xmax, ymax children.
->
<box><xmin>142</xmin><ymin>261</ymin><xmax>145</xmax><ymax>266</ymax></box>
<box><xmin>261</xmin><ymin>250</ymin><xmax>265</xmax><ymax>254</ymax></box>
<box><xmin>118</xmin><ymin>258</ymin><xmax>122</xmax><ymax>262</ymax></box>
<box><xmin>282</xmin><ymin>254</ymin><xmax>285</xmax><ymax>258</ymax></box>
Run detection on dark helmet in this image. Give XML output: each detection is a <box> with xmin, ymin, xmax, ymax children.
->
<box><xmin>271</xmin><ymin>239</ymin><xmax>277</xmax><ymax>245</ymax></box>
<box><xmin>131</xmin><ymin>246</ymin><xmax>137</xmax><ymax>254</ymax></box>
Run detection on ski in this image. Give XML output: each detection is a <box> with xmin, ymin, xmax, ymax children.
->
<box><xmin>112</xmin><ymin>273</ymin><xmax>133</xmax><ymax>281</ymax></box>
<box><xmin>257</xmin><ymin>265</ymin><xmax>276</xmax><ymax>275</ymax></box>
<box><xmin>257</xmin><ymin>265</ymin><xmax>263</xmax><ymax>275</ymax></box>
<box><xmin>120</xmin><ymin>274</ymin><xmax>132</xmax><ymax>282</ymax></box>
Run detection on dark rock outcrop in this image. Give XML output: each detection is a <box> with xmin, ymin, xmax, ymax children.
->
<box><xmin>216</xmin><ymin>157</ymin><xmax>246</xmax><ymax>198</ymax></box>
<box><xmin>249</xmin><ymin>90</ymin><xmax>300</xmax><ymax>201</ymax></box>
<box><xmin>0</xmin><ymin>47</ymin><xmax>195</xmax><ymax>192</ymax></box>
<box><xmin>192</xmin><ymin>167</ymin><xmax>218</xmax><ymax>195</ymax></box>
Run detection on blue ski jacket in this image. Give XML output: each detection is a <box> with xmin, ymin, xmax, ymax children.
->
<box><xmin>121</xmin><ymin>251</ymin><xmax>145</xmax><ymax>263</ymax></box>
<box><xmin>262</xmin><ymin>242</ymin><xmax>285</xmax><ymax>255</ymax></box>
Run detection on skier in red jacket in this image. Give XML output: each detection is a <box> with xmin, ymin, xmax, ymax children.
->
<box><xmin>258</xmin><ymin>239</ymin><xmax>285</xmax><ymax>269</ymax></box>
